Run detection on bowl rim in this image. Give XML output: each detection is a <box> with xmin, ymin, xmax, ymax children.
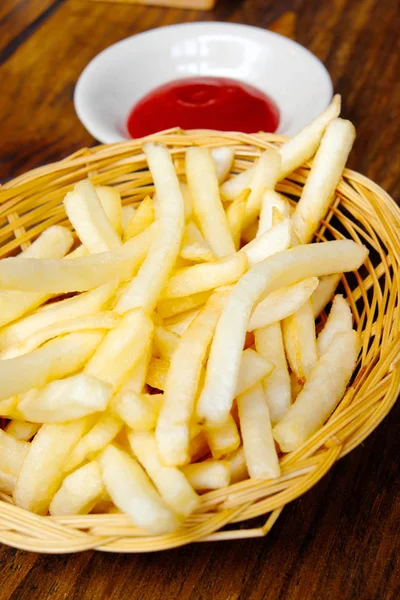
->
<box><xmin>74</xmin><ymin>21</ymin><xmax>333</xmax><ymax>143</ymax></box>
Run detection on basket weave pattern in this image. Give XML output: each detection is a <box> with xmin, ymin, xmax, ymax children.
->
<box><xmin>0</xmin><ymin>130</ymin><xmax>399</xmax><ymax>553</ymax></box>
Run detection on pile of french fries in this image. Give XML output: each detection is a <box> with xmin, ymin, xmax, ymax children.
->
<box><xmin>0</xmin><ymin>95</ymin><xmax>369</xmax><ymax>535</ymax></box>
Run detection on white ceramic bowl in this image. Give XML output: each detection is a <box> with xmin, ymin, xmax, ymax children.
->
<box><xmin>74</xmin><ymin>22</ymin><xmax>333</xmax><ymax>143</ymax></box>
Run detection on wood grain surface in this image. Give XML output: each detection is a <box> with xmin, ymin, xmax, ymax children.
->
<box><xmin>0</xmin><ymin>1</ymin><xmax>399</xmax><ymax>599</ymax></box>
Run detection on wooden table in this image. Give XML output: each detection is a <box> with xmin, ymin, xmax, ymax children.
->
<box><xmin>0</xmin><ymin>1</ymin><xmax>399</xmax><ymax>598</ymax></box>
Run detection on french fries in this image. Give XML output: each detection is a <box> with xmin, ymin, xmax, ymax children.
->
<box><xmin>205</xmin><ymin>415</ymin><xmax>241</xmax><ymax>459</ymax></box>
<box><xmin>273</xmin><ymin>331</ymin><xmax>360</xmax><ymax>451</ymax></box>
<box><xmin>162</xmin><ymin>253</ymin><xmax>247</xmax><ymax>299</ymax></box>
<box><xmin>312</xmin><ymin>273</ymin><xmax>341</xmax><ymax>317</ymax></box>
<box><xmin>237</xmin><ymin>384</ymin><xmax>280</xmax><ymax>479</ymax></box>
<box><xmin>248</xmin><ymin>277</ymin><xmax>319</xmax><ymax>331</ymax></box>
<box><xmin>63</xmin><ymin>415</ymin><xmax>123</xmax><ymax>473</ymax></box>
<box><xmin>258</xmin><ymin>190</ymin><xmax>291</xmax><ymax>236</ymax></box>
<box><xmin>156</xmin><ymin>292</ymin><xmax>228</xmax><ymax>466</ymax></box>
<box><xmin>226</xmin><ymin>189</ymin><xmax>249</xmax><ymax>250</ymax></box>
<box><xmin>243</xmin><ymin>148</ymin><xmax>281</xmax><ymax>229</ymax></box>
<box><xmin>210</xmin><ymin>146</ymin><xmax>235</xmax><ymax>184</ymax></box>
<box><xmin>64</xmin><ymin>180</ymin><xmax>122</xmax><ymax>253</ymax></box>
<box><xmin>0</xmin><ymin>226</ymin><xmax>74</xmax><ymax>328</ymax></box>
<box><xmin>186</xmin><ymin>147</ymin><xmax>235</xmax><ymax>257</ymax></box>
<box><xmin>182</xmin><ymin>460</ymin><xmax>231</xmax><ymax>490</ymax></box>
<box><xmin>197</xmin><ymin>240</ymin><xmax>367</xmax><ymax>426</ymax></box>
<box><xmin>254</xmin><ymin>323</ymin><xmax>291</xmax><ymax>425</ymax></box>
<box><xmin>292</xmin><ymin>119</ymin><xmax>356</xmax><ymax>244</ymax></box>
<box><xmin>96</xmin><ymin>186</ymin><xmax>122</xmax><ymax>236</ymax></box>
<box><xmin>241</xmin><ymin>219</ymin><xmax>291</xmax><ymax>266</ymax></box>
<box><xmin>0</xmin><ymin>331</ymin><xmax>104</xmax><ymax>401</ymax></box>
<box><xmin>128</xmin><ymin>432</ymin><xmax>200</xmax><ymax>517</ymax></box>
<box><xmin>0</xmin><ymin>100</ymin><xmax>369</xmax><ymax>536</ymax></box>
<box><xmin>116</xmin><ymin>144</ymin><xmax>185</xmax><ymax>314</ymax></box>
<box><xmin>317</xmin><ymin>294</ymin><xmax>353</xmax><ymax>355</ymax></box>
<box><xmin>17</xmin><ymin>373</ymin><xmax>113</xmax><ymax>423</ymax></box>
<box><xmin>99</xmin><ymin>444</ymin><xmax>181</xmax><ymax>534</ymax></box>
<box><xmin>85</xmin><ymin>309</ymin><xmax>153</xmax><ymax>391</ymax></box>
<box><xmin>14</xmin><ymin>419</ymin><xmax>88</xmax><ymax>514</ymax></box>
<box><xmin>123</xmin><ymin>196</ymin><xmax>154</xmax><ymax>241</ymax></box>
<box><xmin>49</xmin><ymin>461</ymin><xmax>104</xmax><ymax>516</ymax></box>
<box><xmin>0</xmin><ymin>224</ymin><xmax>156</xmax><ymax>293</ymax></box>
<box><xmin>180</xmin><ymin>222</ymin><xmax>215</xmax><ymax>263</ymax></box>
<box><xmin>0</xmin><ymin>282</ymin><xmax>116</xmax><ymax>352</ymax></box>
<box><xmin>282</xmin><ymin>300</ymin><xmax>318</xmax><ymax>385</ymax></box>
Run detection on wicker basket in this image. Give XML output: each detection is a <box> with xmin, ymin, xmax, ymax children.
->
<box><xmin>0</xmin><ymin>129</ymin><xmax>399</xmax><ymax>553</ymax></box>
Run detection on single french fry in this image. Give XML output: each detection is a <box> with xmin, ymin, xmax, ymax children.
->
<box><xmin>129</xmin><ymin>432</ymin><xmax>200</xmax><ymax>517</ymax></box>
<box><xmin>157</xmin><ymin>291</ymin><xmax>211</xmax><ymax>319</ymax></box>
<box><xmin>237</xmin><ymin>383</ymin><xmax>280</xmax><ymax>479</ymax></box>
<box><xmin>0</xmin><ymin>226</ymin><xmax>74</xmax><ymax>328</ymax></box>
<box><xmin>226</xmin><ymin>189</ymin><xmax>249</xmax><ymax>250</ymax></box>
<box><xmin>180</xmin><ymin>222</ymin><xmax>215</xmax><ymax>263</ymax></box>
<box><xmin>0</xmin><ymin>331</ymin><xmax>104</xmax><ymax>402</ymax></box>
<box><xmin>123</xmin><ymin>196</ymin><xmax>154</xmax><ymax>241</ymax></box>
<box><xmin>197</xmin><ymin>240</ymin><xmax>368</xmax><ymax>426</ymax></box>
<box><xmin>17</xmin><ymin>373</ymin><xmax>113</xmax><ymax>423</ymax></box>
<box><xmin>220</xmin><ymin>167</ymin><xmax>254</xmax><ymax>200</ymax></box>
<box><xmin>5</xmin><ymin>420</ymin><xmax>41</xmax><ymax>442</ymax></box>
<box><xmin>0</xmin><ymin>312</ymin><xmax>119</xmax><ymax>359</ymax></box>
<box><xmin>114</xmin><ymin>391</ymin><xmax>163</xmax><ymax>431</ymax></box>
<box><xmin>99</xmin><ymin>444</ymin><xmax>181</xmax><ymax>534</ymax></box>
<box><xmin>22</xmin><ymin>226</ymin><xmax>74</xmax><ymax>260</ymax></box>
<box><xmin>63</xmin><ymin>414</ymin><xmax>123</xmax><ymax>473</ymax></box>
<box><xmin>96</xmin><ymin>186</ymin><xmax>122</xmax><ymax>236</ymax></box>
<box><xmin>14</xmin><ymin>419</ymin><xmax>88</xmax><ymax>514</ymax></box>
<box><xmin>64</xmin><ymin>180</ymin><xmax>122</xmax><ymax>252</ymax></box>
<box><xmin>243</xmin><ymin>149</ymin><xmax>282</xmax><ymax>229</ymax></box>
<box><xmin>312</xmin><ymin>273</ymin><xmax>342</xmax><ymax>317</ymax></box>
<box><xmin>49</xmin><ymin>461</ymin><xmax>104</xmax><ymax>516</ymax></box>
<box><xmin>205</xmin><ymin>415</ymin><xmax>241</xmax><ymax>459</ymax></box>
<box><xmin>282</xmin><ymin>300</ymin><xmax>318</xmax><ymax>385</ymax></box>
<box><xmin>186</xmin><ymin>147</ymin><xmax>235</xmax><ymax>257</ymax></box>
<box><xmin>211</xmin><ymin>146</ymin><xmax>235</xmax><ymax>184</ymax></box>
<box><xmin>273</xmin><ymin>330</ymin><xmax>360</xmax><ymax>451</ymax></box>
<box><xmin>0</xmin><ymin>430</ymin><xmax>29</xmax><ymax>485</ymax></box>
<box><xmin>0</xmin><ymin>282</ymin><xmax>116</xmax><ymax>352</ymax></box>
<box><xmin>235</xmin><ymin>348</ymin><xmax>274</xmax><ymax>396</ymax></box>
<box><xmin>0</xmin><ymin>224</ymin><xmax>156</xmax><ymax>293</ymax></box>
<box><xmin>162</xmin><ymin>252</ymin><xmax>247</xmax><ymax>299</ymax></box>
<box><xmin>227</xmin><ymin>447</ymin><xmax>249</xmax><ymax>484</ymax></box>
<box><xmin>164</xmin><ymin>308</ymin><xmax>201</xmax><ymax>336</ymax></box>
<box><xmin>258</xmin><ymin>190</ymin><xmax>291</xmax><ymax>236</ymax></box>
<box><xmin>121</xmin><ymin>205</ymin><xmax>136</xmax><ymax>231</ymax></box>
<box><xmin>292</xmin><ymin>119</ymin><xmax>356</xmax><ymax>244</ymax></box>
<box><xmin>241</xmin><ymin>219</ymin><xmax>291</xmax><ymax>266</ymax></box>
<box><xmin>254</xmin><ymin>323</ymin><xmax>291</xmax><ymax>425</ymax></box>
<box><xmin>146</xmin><ymin>357</ymin><xmax>170</xmax><ymax>391</ymax></box>
<box><xmin>249</xmin><ymin>277</ymin><xmax>319</xmax><ymax>331</ymax></box>
<box><xmin>182</xmin><ymin>461</ymin><xmax>231</xmax><ymax>490</ymax></box>
<box><xmin>156</xmin><ymin>292</ymin><xmax>228</xmax><ymax>466</ymax></box>
<box><xmin>153</xmin><ymin>326</ymin><xmax>180</xmax><ymax>361</ymax></box>
<box><xmin>290</xmin><ymin>371</ymin><xmax>303</xmax><ymax>402</ymax></box>
<box><xmin>317</xmin><ymin>294</ymin><xmax>353</xmax><ymax>355</ymax></box>
<box><xmin>280</xmin><ymin>94</ymin><xmax>342</xmax><ymax>179</ymax></box>
<box><xmin>85</xmin><ymin>309</ymin><xmax>154</xmax><ymax>391</ymax></box>
<box><xmin>116</xmin><ymin>144</ymin><xmax>185</xmax><ymax>314</ymax></box>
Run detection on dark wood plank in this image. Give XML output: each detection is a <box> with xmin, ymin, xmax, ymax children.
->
<box><xmin>0</xmin><ymin>0</ymin><xmax>61</xmax><ymax>55</ymax></box>
<box><xmin>0</xmin><ymin>1</ymin><xmax>399</xmax><ymax>599</ymax></box>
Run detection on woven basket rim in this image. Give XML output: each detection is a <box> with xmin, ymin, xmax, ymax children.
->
<box><xmin>0</xmin><ymin>129</ymin><xmax>399</xmax><ymax>553</ymax></box>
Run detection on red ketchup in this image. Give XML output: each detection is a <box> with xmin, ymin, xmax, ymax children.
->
<box><xmin>127</xmin><ymin>77</ymin><xmax>280</xmax><ymax>138</ymax></box>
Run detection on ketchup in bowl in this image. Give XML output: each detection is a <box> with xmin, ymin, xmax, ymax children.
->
<box><xmin>127</xmin><ymin>77</ymin><xmax>280</xmax><ymax>138</ymax></box>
